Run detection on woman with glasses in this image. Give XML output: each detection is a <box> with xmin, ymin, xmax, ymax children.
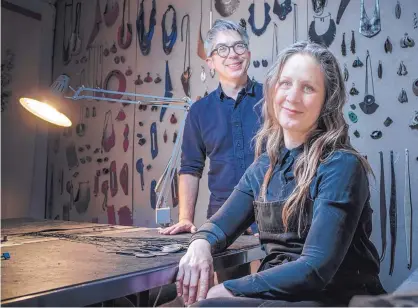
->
<box><xmin>176</xmin><ymin>41</ymin><xmax>386</xmax><ymax>307</ymax></box>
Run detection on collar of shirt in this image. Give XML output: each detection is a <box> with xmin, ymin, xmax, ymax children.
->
<box><xmin>278</xmin><ymin>143</ymin><xmax>304</xmax><ymax>166</ymax></box>
<box><xmin>215</xmin><ymin>76</ymin><xmax>256</xmax><ymax>102</ymax></box>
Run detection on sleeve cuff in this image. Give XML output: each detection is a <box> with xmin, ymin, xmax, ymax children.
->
<box><xmin>178</xmin><ymin>169</ymin><xmax>203</xmax><ymax>178</ymax></box>
<box><xmin>189</xmin><ymin>222</ymin><xmax>227</xmax><ymax>254</ymax></box>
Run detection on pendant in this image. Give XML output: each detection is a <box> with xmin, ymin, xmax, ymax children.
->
<box><xmin>395</xmin><ymin>1</ymin><xmax>401</xmax><ymax>19</ymax></box>
<box><xmin>378</xmin><ymin>60</ymin><xmax>382</xmax><ymax>79</ymax></box>
<box><xmin>384</xmin><ymin>37</ymin><xmax>393</xmax><ymax>53</ymax></box>
<box><xmin>371</xmin><ymin>130</ymin><xmax>382</xmax><ymax>140</ymax></box>
<box><xmin>350</xmin><ymin>30</ymin><xmax>356</xmax><ymax>54</ymax></box>
<box><xmin>350</xmin><ymin>83</ymin><xmax>359</xmax><ymax>96</ymax></box>
<box><xmin>352</xmin><ymin>56</ymin><xmax>363</xmax><ymax>68</ymax></box>
<box><xmin>398</xmin><ymin>88</ymin><xmax>408</xmax><ymax>103</ymax></box>
<box><xmin>400</xmin><ymin>33</ymin><xmax>415</xmax><ymax>48</ymax></box>
<box><xmin>343</xmin><ymin>64</ymin><xmax>349</xmax><ymax>81</ymax></box>
<box><xmin>341</xmin><ymin>32</ymin><xmax>347</xmax><ymax>56</ymax></box>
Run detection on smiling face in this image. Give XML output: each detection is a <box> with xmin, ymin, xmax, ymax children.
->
<box><xmin>206</xmin><ymin>30</ymin><xmax>251</xmax><ymax>83</ymax></box>
<box><xmin>274</xmin><ymin>53</ymin><xmax>326</xmax><ymax>136</ymax></box>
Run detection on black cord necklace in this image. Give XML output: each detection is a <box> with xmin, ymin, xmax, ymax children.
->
<box><xmin>248</xmin><ymin>0</ymin><xmax>271</xmax><ymax>36</ymax></box>
<box><xmin>136</xmin><ymin>0</ymin><xmax>156</xmax><ymax>56</ymax></box>
<box><xmin>161</xmin><ymin>5</ymin><xmax>177</xmax><ymax>55</ymax></box>
<box><xmin>308</xmin><ymin>13</ymin><xmax>336</xmax><ymax>48</ymax></box>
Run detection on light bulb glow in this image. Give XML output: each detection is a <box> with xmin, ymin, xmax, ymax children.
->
<box><xmin>19</xmin><ymin>97</ymin><xmax>72</xmax><ymax>127</ymax></box>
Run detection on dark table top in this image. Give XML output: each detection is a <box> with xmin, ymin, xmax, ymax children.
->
<box><xmin>1</xmin><ymin>218</ymin><xmax>264</xmax><ymax>307</ymax></box>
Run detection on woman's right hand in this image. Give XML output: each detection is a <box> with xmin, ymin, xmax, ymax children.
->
<box><xmin>176</xmin><ymin>239</ymin><xmax>214</xmax><ymax>305</ymax></box>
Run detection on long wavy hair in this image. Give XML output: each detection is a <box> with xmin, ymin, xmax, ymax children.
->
<box><xmin>254</xmin><ymin>41</ymin><xmax>372</xmax><ymax>235</ymax></box>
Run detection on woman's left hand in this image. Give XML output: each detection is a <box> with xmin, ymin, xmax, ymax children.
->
<box><xmin>206</xmin><ymin>283</ymin><xmax>235</xmax><ymax>299</ymax></box>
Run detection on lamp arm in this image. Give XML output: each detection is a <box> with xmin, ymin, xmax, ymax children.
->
<box><xmin>66</xmin><ymin>85</ymin><xmax>193</xmax><ymax>226</ymax></box>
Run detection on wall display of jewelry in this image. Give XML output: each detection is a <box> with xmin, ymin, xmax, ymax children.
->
<box><xmin>45</xmin><ymin>0</ymin><xmax>417</xmax><ymax>292</ymax></box>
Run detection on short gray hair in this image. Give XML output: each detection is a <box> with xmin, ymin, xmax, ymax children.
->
<box><xmin>204</xmin><ymin>19</ymin><xmax>249</xmax><ymax>57</ymax></box>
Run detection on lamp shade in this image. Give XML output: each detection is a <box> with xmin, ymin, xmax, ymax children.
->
<box><xmin>19</xmin><ymin>75</ymin><xmax>72</xmax><ymax>127</ymax></box>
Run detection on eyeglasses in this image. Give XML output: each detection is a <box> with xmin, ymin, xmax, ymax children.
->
<box><xmin>210</xmin><ymin>42</ymin><xmax>248</xmax><ymax>58</ymax></box>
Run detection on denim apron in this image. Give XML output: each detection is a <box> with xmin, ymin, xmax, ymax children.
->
<box><xmin>252</xmin><ymin>181</ymin><xmax>386</xmax><ymax>305</ymax></box>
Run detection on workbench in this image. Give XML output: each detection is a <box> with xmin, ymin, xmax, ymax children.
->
<box><xmin>1</xmin><ymin>218</ymin><xmax>264</xmax><ymax>307</ymax></box>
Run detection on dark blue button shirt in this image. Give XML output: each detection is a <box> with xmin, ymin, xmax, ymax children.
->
<box><xmin>179</xmin><ymin>78</ymin><xmax>263</xmax><ymax>218</ymax></box>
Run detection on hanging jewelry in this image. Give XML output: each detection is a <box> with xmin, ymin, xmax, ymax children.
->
<box><xmin>336</xmin><ymin>0</ymin><xmax>351</xmax><ymax>25</ymax></box>
<box><xmin>293</xmin><ymin>3</ymin><xmax>298</xmax><ymax>43</ymax></box>
<box><xmin>350</xmin><ymin>83</ymin><xmax>359</xmax><ymax>95</ymax></box>
<box><xmin>413</xmin><ymin>78</ymin><xmax>418</xmax><ymax>96</ymax></box>
<box><xmin>209</xmin><ymin>68</ymin><xmax>215</xmax><ymax>78</ymax></box>
<box><xmin>409</xmin><ymin>111</ymin><xmax>418</xmax><ymax>129</ymax></box>
<box><xmin>272</xmin><ymin>22</ymin><xmax>278</xmax><ymax>63</ymax></box>
<box><xmin>308</xmin><ymin>13</ymin><xmax>336</xmax><ymax>48</ymax></box>
<box><xmin>398</xmin><ymin>88</ymin><xmax>408</xmax><ymax>103</ymax></box>
<box><xmin>312</xmin><ymin>0</ymin><xmax>327</xmax><ymax>16</ymax></box>
<box><xmin>343</xmin><ymin>64</ymin><xmax>349</xmax><ymax>82</ymax></box>
<box><xmin>110</xmin><ymin>42</ymin><xmax>117</xmax><ymax>54</ymax></box>
<box><xmin>378</xmin><ymin>60</ymin><xmax>382</xmax><ymax>79</ymax></box>
<box><xmin>371</xmin><ymin>131</ymin><xmax>382</xmax><ymax>139</ymax></box>
<box><xmin>350</xmin><ymin>30</ymin><xmax>356</xmax><ymax>54</ymax></box>
<box><xmin>180</xmin><ymin>14</ymin><xmax>191</xmax><ymax>97</ymax></box>
<box><xmin>359</xmin><ymin>0</ymin><xmax>381</xmax><ymax>38</ymax></box>
<box><xmin>384</xmin><ymin>37</ymin><xmax>393</xmax><ymax>53</ymax></box>
<box><xmin>161</xmin><ymin>5</ymin><xmax>177</xmax><ymax>55</ymax></box>
<box><xmin>348</xmin><ymin>111</ymin><xmax>358</xmax><ymax>123</ymax></box>
<box><xmin>384</xmin><ymin>117</ymin><xmax>393</xmax><ymax>127</ymax></box>
<box><xmin>154</xmin><ymin>74</ymin><xmax>162</xmax><ymax>83</ymax></box>
<box><xmin>200</xmin><ymin>66</ymin><xmax>206</xmax><ymax>83</ymax></box>
<box><xmin>397</xmin><ymin>61</ymin><xmax>408</xmax><ymax>76</ymax></box>
<box><xmin>400</xmin><ymin>33</ymin><xmax>415</xmax><ymax>48</ymax></box>
<box><xmin>248</xmin><ymin>0</ymin><xmax>271</xmax><ymax>37</ymax></box>
<box><xmin>144</xmin><ymin>72</ymin><xmax>153</xmax><ymax>83</ymax></box>
<box><xmin>134</xmin><ymin>74</ymin><xmax>143</xmax><ymax>85</ymax></box>
<box><xmin>395</xmin><ymin>1</ymin><xmax>401</xmax><ymax>19</ymax></box>
<box><xmin>352</xmin><ymin>56</ymin><xmax>363</xmax><ymax>68</ymax></box>
<box><xmin>273</xmin><ymin>0</ymin><xmax>292</xmax><ymax>21</ymax></box>
<box><xmin>341</xmin><ymin>32</ymin><xmax>347</xmax><ymax>56</ymax></box>
<box><xmin>359</xmin><ymin>50</ymin><xmax>379</xmax><ymax>115</ymax></box>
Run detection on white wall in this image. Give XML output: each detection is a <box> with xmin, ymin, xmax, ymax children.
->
<box><xmin>1</xmin><ymin>0</ymin><xmax>56</xmax><ymax>219</ymax></box>
<box><xmin>48</xmin><ymin>0</ymin><xmax>417</xmax><ymax>292</ymax></box>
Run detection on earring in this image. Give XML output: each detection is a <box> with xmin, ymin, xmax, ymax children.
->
<box><xmin>398</xmin><ymin>88</ymin><xmax>408</xmax><ymax>103</ymax></box>
<box><xmin>398</xmin><ymin>61</ymin><xmax>408</xmax><ymax>76</ymax></box>
<box><xmin>350</xmin><ymin>30</ymin><xmax>356</xmax><ymax>54</ymax></box>
<box><xmin>136</xmin><ymin>77</ymin><xmax>144</xmax><ymax>86</ymax></box>
<box><xmin>343</xmin><ymin>64</ymin><xmax>349</xmax><ymax>82</ymax></box>
<box><xmin>400</xmin><ymin>33</ymin><xmax>415</xmax><ymax>48</ymax></box>
<box><xmin>378</xmin><ymin>61</ymin><xmax>382</xmax><ymax>79</ymax></box>
<box><xmin>341</xmin><ymin>32</ymin><xmax>347</xmax><ymax>56</ymax></box>
<box><xmin>352</xmin><ymin>57</ymin><xmax>363</xmax><ymax>68</ymax></box>
<box><xmin>350</xmin><ymin>83</ymin><xmax>359</xmax><ymax>96</ymax></box>
<box><xmin>209</xmin><ymin>68</ymin><xmax>215</xmax><ymax>78</ymax></box>
<box><xmin>144</xmin><ymin>72</ymin><xmax>153</xmax><ymax>83</ymax></box>
<box><xmin>110</xmin><ymin>42</ymin><xmax>117</xmax><ymax>54</ymax></box>
<box><xmin>384</xmin><ymin>37</ymin><xmax>393</xmax><ymax>53</ymax></box>
<box><xmin>154</xmin><ymin>74</ymin><xmax>162</xmax><ymax>83</ymax></box>
<box><xmin>395</xmin><ymin>1</ymin><xmax>401</xmax><ymax>19</ymax></box>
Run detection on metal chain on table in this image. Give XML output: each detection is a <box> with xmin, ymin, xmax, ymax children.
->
<box><xmin>21</xmin><ymin>231</ymin><xmax>189</xmax><ymax>256</ymax></box>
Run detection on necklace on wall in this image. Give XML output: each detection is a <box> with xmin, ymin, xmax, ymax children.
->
<box><xmin>308</xmin><ymin>13</ymin><xmax>336</xmax><ymax>48</ymax></box>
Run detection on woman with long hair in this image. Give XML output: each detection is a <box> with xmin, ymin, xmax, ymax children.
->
<box><xmin>175</xmin><ymin>41</ymin><xmax>386</xmax><ymax>307</ymax></box>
